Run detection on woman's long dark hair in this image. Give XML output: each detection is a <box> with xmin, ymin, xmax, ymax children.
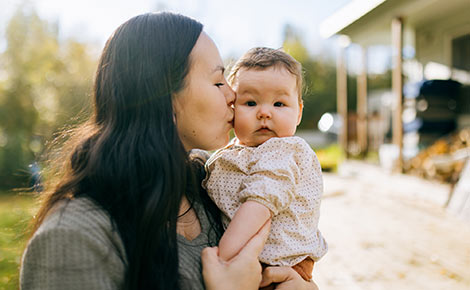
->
<box><xmin>31</xmin><ymin>12</ymin><xmax>221</xmax><ymax>289</ymax></box>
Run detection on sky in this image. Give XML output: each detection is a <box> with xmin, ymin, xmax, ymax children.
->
<box><xmin>0</xmin><ymin>0</ymin><xmax>352</xmax><ymax>60</ymax></box>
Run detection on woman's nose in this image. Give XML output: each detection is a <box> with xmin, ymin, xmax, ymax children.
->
<box><xmin>225</xmin><ymin>86</ymin><xmax>236</xmax><ymax>107</ymax></box>
<box><xmin>257</xmin><ymin>106</ymin><xmax>272</xmax><ymax>119</ymax></box>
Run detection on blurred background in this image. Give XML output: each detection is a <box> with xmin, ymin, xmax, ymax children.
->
<box><xmin>0</xmin><ymin>0</ymin><xmax>356</xmax><ymax>191</ymax></box>
<box><xmin>0</xmin><ymin>0</ymin><xmax>399</xmax><ymax>191</ymax></box>
<box><xmin>1</xmin><ymin>0</ymin><xmax>469</xmax><ymax>289</ymax></box>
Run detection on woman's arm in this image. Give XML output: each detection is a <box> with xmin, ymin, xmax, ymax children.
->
<box><xmin>218</xmin><ymin>200</ymin><xmax>271</xmax><ymax>261</ymax></box>
<box><xmin>201</xmin><ymin>220</ymin><xmax>271</xmax><ymax>290</ymax></box>
<box><xmin>20</xmin><ymin>226</ymin><xmax>124</xmax><ymax>290</ymax></box>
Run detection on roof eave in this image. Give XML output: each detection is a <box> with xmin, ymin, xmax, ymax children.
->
<box><xmin>320</xmin><ymin>0</ymin><xmax>388</xmax><ymax>38</ymax></box>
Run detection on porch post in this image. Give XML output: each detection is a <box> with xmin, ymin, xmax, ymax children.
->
<box><xmin>391</xmin><ymin>17</ymin><xmax>403</xmax><ymax>171</ymax></box>
<box><xmin>337</xmin><ymin>38</ymin><xmax>348</xmax><ymax>156</ymax></box>
<box><xmin>357</xmin><ymin>46</ymin><xmax>368</xmax><ymax>156</ymax></box>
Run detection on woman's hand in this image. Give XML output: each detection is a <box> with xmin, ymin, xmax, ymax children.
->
<box><xmin>260</xmin><ymin>266</ymin><xmax>319</xmax><ymax>290</ymax></box>
<box><xmin>201</xmin><ymin>220</ymin><xmax>271</xmax><ymax>290</ymax></box>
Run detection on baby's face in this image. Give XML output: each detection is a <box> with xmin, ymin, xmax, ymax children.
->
<box><xmin>232</xmin><ymin>67</ymin><xmax>302</xmax><ymax>147</ymax></box>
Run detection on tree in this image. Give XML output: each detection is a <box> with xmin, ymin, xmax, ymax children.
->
<box><xmin>282</xmin><ymin>25</ymin><xmax>337</xmax><ymax>130</ymax></box>
<box><xmin>282</xmin><ymin>25</ymin><xmax>393</xmax><ymax>131</ymax></box>
<box><xmin>0</xmin><ymin>4</ymin><xmax>96</xmax><ymax>190</ymax></box>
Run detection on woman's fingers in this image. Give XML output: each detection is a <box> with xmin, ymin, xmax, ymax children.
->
<box><xmin>202</xmin><ymin>221</ymin><xmax>271</xmax><ymax>290</ymax></box>
<box><xmin>201</xmin><ymin>246</ymin><xmax>219</xmax><ymax>266</ymax></box>
<box><xmin>260</xmin><ymin>266</ymin><xmax>296</xmax><ymax>287</ymax></box>
<box><xmin>260</xmin><ymin>266</ymin><xmax>319</xmax><ymax>290</ymax></box>
<box><xmin>201</xmin><ymin>246</ymin><xmax>226</xmax><ymax>290</ymax></box>
<box><xmin>235</xmin><ymin>219</ymin><xmax>271</xmax><ymax>261</ymax></box>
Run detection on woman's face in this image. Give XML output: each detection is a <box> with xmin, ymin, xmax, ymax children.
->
<box><xmin>173</xmin><ymin>32</ymin><xmax>235</xmax><ymax>151</ymax></box>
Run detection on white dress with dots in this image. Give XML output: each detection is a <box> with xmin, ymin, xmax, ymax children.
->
<box><xmin>204</xmin><ymin>136</ymin><xmax>327</xmax><ymax>266</ymax></box>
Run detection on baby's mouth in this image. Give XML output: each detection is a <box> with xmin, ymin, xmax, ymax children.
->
<box><xmin>256</xmin><ymin>127</ymin><xmax>272</xmax><ymax>133</ymax></box>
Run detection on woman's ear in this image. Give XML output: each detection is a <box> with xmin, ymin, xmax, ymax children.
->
<box><xmin>172</xmin><ymin>94</ymin><xmax>180</xmax><ymax>124</ymax></box>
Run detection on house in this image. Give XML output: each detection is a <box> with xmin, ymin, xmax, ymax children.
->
<box><xmin>320</xmin><ymin>0</ymin><xmax>470</xmax><ymax>168</ymax></box>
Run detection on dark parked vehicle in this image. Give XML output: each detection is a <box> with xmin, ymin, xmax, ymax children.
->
<box><xmin>404</xmin><ymin>79</ymin><xmax>462</xmax><ymax>147</ymax></box>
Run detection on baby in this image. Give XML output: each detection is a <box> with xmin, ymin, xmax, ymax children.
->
<box><xmin>204</xmin><ymin>47</ymin><xmax>327</xmax><ymax>282</ymax></box>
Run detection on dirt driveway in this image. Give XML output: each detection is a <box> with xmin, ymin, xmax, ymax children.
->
<box><xmin>314</xmin><ymin>161</ymin><xmax>470</xmax><ymax>290</ymax></box>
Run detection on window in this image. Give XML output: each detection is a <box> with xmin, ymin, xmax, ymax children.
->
<box><xmin>452</xmin><ymin>34</ymin><xmax>470</xmax><ymax>71</ymax></box>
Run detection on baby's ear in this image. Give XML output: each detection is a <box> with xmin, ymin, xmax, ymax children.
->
<box><xmin>297</xmin><ymin>100</ymin><xmax>303</xmax><ymax>126</ymax></box>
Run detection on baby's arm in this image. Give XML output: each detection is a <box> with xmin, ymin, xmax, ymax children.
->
<box><xmin>218</xmin><ymin>200</ymin><xmax>271</xmax><ymax>262</ymax></box>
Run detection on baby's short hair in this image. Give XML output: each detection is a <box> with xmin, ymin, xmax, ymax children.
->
<box><xmin>228</xmin><ymin>47</ymin><xmax>303</xmax><ymax>101</ymax></box>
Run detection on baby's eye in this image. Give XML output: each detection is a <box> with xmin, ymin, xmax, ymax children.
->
<box><xmin>215</xmin><ymin>83</ymin><xmax>224</xmax><ymax>88</ymax></box>
<box><xmin>246</xmin><ymin>101</ymin><xmax>256</xmax><ymax>106</ymax></box>
<box><xmin>274</xmin><ymin>102</ymin><xmax>285</xmax><ymax>107</ymax></box>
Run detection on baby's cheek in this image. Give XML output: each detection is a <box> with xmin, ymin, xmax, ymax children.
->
<box><xmin>233</xmin><ymin>109</ymin><xmax>243</xmax><ymax>125</ymax></box>
<box><xmin>233</xmin><ymin>118</ymin><xmax>247</xmax><ymax>138</ymax></box>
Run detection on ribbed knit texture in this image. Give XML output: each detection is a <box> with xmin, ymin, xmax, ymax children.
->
<box><xmin>20</xmin><ymin>198</ymin><xmax>216</xmax><ymax>290</ymax></box>
<box><xmin>177</xmin><ymin>202</ymin><xmax>218</xmax><ymax>290</ymax></box>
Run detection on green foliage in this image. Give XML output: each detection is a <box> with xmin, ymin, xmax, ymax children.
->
<box><xmin>282</xmin><ymin>25</ymin><xmax>393</xmax><ymax>131</ymax></box>
<box><xmin>282</xmin><ymin>26</ymin><xmax>337</xmax><ymax>130</ymax></box>
<box><xmin>0</xmin><ymin>193</ymin><xmax>37</xmax><ymax>289</ymax></box>
<box><xmin>300</xmin><ymin>60</ymin><xmax>338</xmax><ymax>129</ymax></box>
<box><xmin>0</xmin><ymin>5</ymin><xmax>97</xmax><ymax>190</ymax></box>
<box><xmin>368</xmin><ymin>70</ymin><xmax>392</xmax><ymax>91</ymax></box>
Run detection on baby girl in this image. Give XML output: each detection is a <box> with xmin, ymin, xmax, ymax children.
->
<box><xmin>204</xmin><ymin>47</ymin><xmax>327</xmax><ymax>284</ymax></box>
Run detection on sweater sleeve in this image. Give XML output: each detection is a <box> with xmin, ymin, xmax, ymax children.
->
<box><xmin>20</xmin><ymin>200</ymin><xmax>125</xmax><ymax>290</ymax></box>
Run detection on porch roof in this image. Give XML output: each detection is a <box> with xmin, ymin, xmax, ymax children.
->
<box><xmin>320</xmin><ymin>0</ymin><xmax>470</xmax><ymax>46</ymax></box>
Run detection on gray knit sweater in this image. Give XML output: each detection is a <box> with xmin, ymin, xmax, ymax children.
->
<box><xmin>20</xmin><ymin>198</ymin><xmax>217</xmax><ymax>290</ymax></box>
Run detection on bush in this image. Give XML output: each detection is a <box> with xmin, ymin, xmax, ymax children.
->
<box><xmin>314</xmin><ymin>143</ymin><xmax>344</xmax><ymax>172</ymax></box>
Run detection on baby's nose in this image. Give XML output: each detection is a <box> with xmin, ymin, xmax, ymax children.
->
<box><xmin>257</xmin><ymin>106</ymin><xmax>272</xmax><ymax>119</ymax></box>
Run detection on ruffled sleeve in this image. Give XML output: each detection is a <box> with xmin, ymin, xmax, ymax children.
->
<box><xmin>237</xmin><ymin>137</ymin><xmax>311</xmax><ymax>216</ymax></box>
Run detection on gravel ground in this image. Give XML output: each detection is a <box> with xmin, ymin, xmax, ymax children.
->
<box><xmin>314</xmin><ymin>161</ymin><xmax>470</xmax><ymax>290</ymax></box>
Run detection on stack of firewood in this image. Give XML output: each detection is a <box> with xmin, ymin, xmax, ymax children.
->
<box><xmin>404</xmin><ymin>128</ymin><xmax>470</xmax><ymax>184</ymax></box>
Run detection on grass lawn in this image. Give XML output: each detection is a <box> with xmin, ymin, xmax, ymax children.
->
<box><xmin>0</xmin><ymin>193</ymin><xmax>38</xmax><ymax>289</ymax></box>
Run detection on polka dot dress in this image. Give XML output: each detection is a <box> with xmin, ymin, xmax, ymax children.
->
<box><xmin>204</xmin><ymin>136</ymin><xmax>328</xmax><ymax>266</ymax></box>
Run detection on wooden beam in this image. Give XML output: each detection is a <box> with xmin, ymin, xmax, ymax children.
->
<box><xmin>391</xmin><ymin>17</ymin><xmax>403</xmax><ymax>171</ymax></box>
<box><xmin>357</xmin><ymin>46</ymin><xmax>368</xmax><ymax>156</ymax></box>
<box><xmin>337</xmin><ymin>44</ymin><xmax>348</xmax><ymax>156</ymax></box>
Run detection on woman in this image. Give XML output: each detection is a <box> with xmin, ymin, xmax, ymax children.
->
<box><xmin>20</xmin><ymin>12</ymin><xmax>318</xmax><ymax>290</ymax></box>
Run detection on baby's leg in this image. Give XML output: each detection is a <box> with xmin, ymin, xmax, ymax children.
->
<box><xmin>292</xmin><ymin>257</ymin><xmax>314</xmax><ymax>281</ymax></box>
